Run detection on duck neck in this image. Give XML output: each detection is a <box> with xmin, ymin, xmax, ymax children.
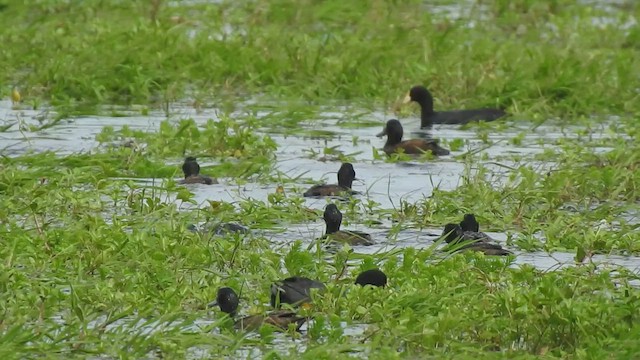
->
<box><xmin>325</xmin><ymin>220</ymin><xmax>341</xmax><ymax>234</ymax></box>
<box><xmin>385</xmin><ymin>131</ymin><xmax>403</xmax><ymax>147</ymax></box>
<box><xmin>460</xmin><ymin>218</ymin><xmax>479</xmax><ymax>232</ymax></box>
<box><xmin>183</xmin><ymin>162</ymin><xmax>200</xmax><ymax>178</ymax></box>
<box><xmin>337</xmin><ymin>175</ymin><xmax>353</xmax><ymax>189</ymax></box>
<box><xmin>419</xmin><ymin>99</ymin><xmax>435</xmax><ymax>128</ymax></box>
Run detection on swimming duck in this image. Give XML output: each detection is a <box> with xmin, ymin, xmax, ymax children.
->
<box><xmin>180</xmin><ymin>157</ymin><xmax>215</xmax><ymax>185</ymax></box>
<box><xmin>303</xmin><ymin>163</ymin><xmax>358</xmax><ymax>197</ymax></box>
<box><xmin>270</xmin><ymin>276</ymin><xmax>327</xmax><ymax>308</ymax></box>
<box><xmin>355</xmin><ymin>269</ymin><xmax>387</xmax><ymax>287</ymax></box>
<box><xmin>376</xmin><ymin>119</ymin><xmax>450</xmax><ymax>156</ymax></box>
<box><xmin>404</xmin><ymin>85</ymin><xmax>506</xmax><ymax>128</ymax></box>
<box><xmin>442</xmin><ymin>222</ymin><xmax>512</xmax><ymax>256</ymax></box>
<box><xmin>209</xmin><ymin>287</ymin><xmax>306</xmax><ymax>331</ymax></box>
<box><xmin>322</xmin><ymin>204</ymin><xmax>374</xmax><ymax>246</ymax></box>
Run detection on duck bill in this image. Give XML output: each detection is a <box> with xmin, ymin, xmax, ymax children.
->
<box><xmin>402</xmin><ymin>91</ymin><xmax>411</xmax><ymax>104</ymax></box>
<box><xmin>375</xmin><ymin>129</ymin><xmax>387</xmax><ymax>138</ymax></box>
<box><xmin>207</xmin><ymin>301</ymin><xmax>218</xmax><ymax>308</ymax></box>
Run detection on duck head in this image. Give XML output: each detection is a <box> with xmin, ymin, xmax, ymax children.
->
<box><xmin>337</xmin><ymin>163</ymin><xmax>356</xmax><ymax>188</ymax></box>
<box><xmin>403</xmin><ymin>85</ymin><xmax>434</xmax><ymax>114</ymax></box>
<box><xmin>460</xmin><ymin>214</ymin><xmax>480</xmax><ymax>232</ymax></box>
<box><xmin>182</xmin><ymin>156</ymin><xmax>201</xmax><ymax>177</ymax></box>
<box><xmin>376</xmin><ymin>119</ymin><xmax>404</xmax><ymax>144</ymax></box>
<box><xmin>208</xmin><ymin>287</ymin><xmax>239</xmax><ymax>317</ymax></box>
<box><xmin>323</xmin><ymin>204</ymin><xmax>342</xmax><ymax>234</ymax></box>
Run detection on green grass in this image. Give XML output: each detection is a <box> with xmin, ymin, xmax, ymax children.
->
<box><xmin>2</xmin><ymin>115</ymin><xmax>640</xmax><ymax>357</ymax></box>
<box><xmin>1</xmin><ymin>0</ymin><xmax>640</xmax><ymax>358</ymax></box>
<box><xmin>2</xmin><ymin>0</ymin><xmax>639</xmax><ymax>118</ymax></box>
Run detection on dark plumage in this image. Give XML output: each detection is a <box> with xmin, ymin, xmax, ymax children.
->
<box><xmin>180</xmin><ymin>157</ymin><xmax>215</xmax><ymax>185</ymax></box>
<box><xmin>270</xmin><ymin>276</ymin><xmax>326</xmax><ymax>308</ymax></box>
<box><xmin>404</xmin><ymin>85</ymin><xmax>506</xmax><ymax>128</ymax></box>
<box><xmin>460</xmin><ymin>213</ymin><xmax>480</xmax><ymax>232</ymax></box>
<box><xmin>303</xmin><ymin>163</ymin><xmax>359</xmax><ymax>197</ymax></box>
<box><xmin>209</xmin><ymin>287</ymin><xmax>239</xmax><ymax>317</ymax></box>
<box><xmin>376</xmin><ymin>119</ymin><xmax>450</xmax><ymax>156</ymax></box>
<box><xmin>323</xmin><ymin>204</ymin><xmax>373</xmax><ymax>246</ymax></box>
<box><xmin>182</xmin><ymin>156</ymin><xmax>200</xmax><ymax>177</ymax></box>
<box><xmin>355</xmin><ymin>269</ymin><xmax>387</xmax><ymax>287</ymax></box>
<box><xmin>442</xmin><ymin>219</ymin><xmax>512</xmax><ymax>256</ymax></box>
<box><xmin>209</xmin><ymin>287</ymin><xmax>306</xmax><ymax>331</ymax></box>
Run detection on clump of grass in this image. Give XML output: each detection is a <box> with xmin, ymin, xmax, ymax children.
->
<box><xmin>97</xmin><ymin>115</ymin><xmax>276</xmax><ymax>156</ymax></box>
<box><xmin>1</xmin><ymin>1</ymin><xmax>639</xmax><ymax>118</ymax></box>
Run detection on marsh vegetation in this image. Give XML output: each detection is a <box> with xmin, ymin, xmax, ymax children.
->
<box><xmin>1</xmin><ymin>0</ymin><xmax>640</xmax><ymax>358</ymax></box>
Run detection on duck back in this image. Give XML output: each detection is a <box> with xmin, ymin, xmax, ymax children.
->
<box><xmin>426</xmin><ymin>108</ymin><xmax>506</xmax><ymax>126</ymax></box>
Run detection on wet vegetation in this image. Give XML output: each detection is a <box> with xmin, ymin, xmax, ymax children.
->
<box><xmin>1</xmin><ymin>0</ymin><xmax>640</xmax><ymax>358</ymax></box>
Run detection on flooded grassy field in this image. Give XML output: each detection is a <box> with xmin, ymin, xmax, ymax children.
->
<box><xmin>2</xmin><ymin>0</ymin><xmax>640</xmax><ymax>358</ymax></box>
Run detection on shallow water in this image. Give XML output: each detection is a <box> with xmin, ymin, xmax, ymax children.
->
<box><xmin>2</xmin><ymin>1</ymin><xmax>638</xmax><ymax>358</ymax></box>
<box><xmin>2</xmin><ymin>98</ymin><xmax>638</xmax><ymax>276</ymax></box>
<box><xmin>2</xmin><ymin>95</ymin><xmax>639</xmax><ymax>358</ymax></box>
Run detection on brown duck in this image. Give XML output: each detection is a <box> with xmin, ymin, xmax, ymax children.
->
<box><xmin>209</xmin><ymin>287</ymin><xmax>306</xmax><ymax>331</ymax></box>
<box><xmin>303</xmin><ymin>163</ymin><xmax>359</xmax><ymax>197</ymax></box>
<box><xmin>180</xmin><ymin>157</ymin><xmax>216</xmax><ymax>185</ymax></box>
<box><xmin>376</xmin><ymin>119</ymin><xmax>450</xmax><ymax>156</ymax></box>
<box><xmin>322</xmin><ymin>204</ymin><xmax>373</xmax><ymax>246</ymax></box>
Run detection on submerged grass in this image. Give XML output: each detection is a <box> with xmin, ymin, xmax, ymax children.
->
<box><xmin>1</xmin><ymin>0</ymin><xmax>640</xmax><ymax>359</ymax></box>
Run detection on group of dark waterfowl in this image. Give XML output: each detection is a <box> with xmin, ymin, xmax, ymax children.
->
<box><xmin>376</xmin><ymin>85</ymin><xmax>505</xmax><ymax>157</ymax></box>
<box><xmin>180</xmin><ymin>85</ymin><xmax>510</xmax><ymax>331</ymax></box>
<box><xmin>209</xmin><ymin>269</ymin><xmax>387</xmax><ymax>331</ymax></box>
<box><xmin>180</xmin><ymin>84</ymin><xmax>511</xmax><ymax>252</ymax></box>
